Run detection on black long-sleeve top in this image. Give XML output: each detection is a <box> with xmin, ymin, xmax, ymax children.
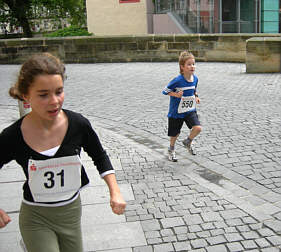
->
<box><xmin>0</xmin><ymin>109</ymin><xmax>114</xmax><ymax>205</ymax></box>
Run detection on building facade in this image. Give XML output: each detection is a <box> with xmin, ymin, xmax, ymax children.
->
<box><xmin>85</xmin><ymin>0</ymin><xmax>280</xmax><ymax>35</ymax></box>
<box><xmin>86</xmin><ymin>0</ymin><xmax>154</xmax><ymax>35</ymax></box>
<box><xmin>154</xmin><ymin>0</ymin><xmax>280</xmax><ymax>33</ymax></box>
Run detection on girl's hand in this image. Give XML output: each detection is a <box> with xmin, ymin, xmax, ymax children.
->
<box><xmin>110</xmin><ymin>193</ymin><xmax>126</xmax><ymax>215</ymax></box>
<box><xmin>0</xmin><ymin>209</ymin><xmax>11</xmax><ymax>228</ymax></box>
<box><xmin>196</xmin><ymin>97</ymin><xmax>200</xmax><ymax>104</ymax></box>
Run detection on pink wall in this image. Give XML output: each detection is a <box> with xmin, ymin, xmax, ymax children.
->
<box><xmin>153</xmin><ymin>14</ymin><xmax>184</xmax><ymax>34</ymax></box>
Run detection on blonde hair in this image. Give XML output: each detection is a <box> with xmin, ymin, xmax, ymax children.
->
<box><xmin>178</xmin><ymin>51</ymin><xmax>195</xmax><ymax>74</ymax></box>
<box><xmin>9</xmin><ymin>53</ymin><xmax>65</xmax><ymax>101</ymax></box>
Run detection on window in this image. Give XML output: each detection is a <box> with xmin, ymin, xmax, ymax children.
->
<box><xmin>119</xmin><ymin>0</ymin><xmax>140</xmax><ymax>3</ymax></box>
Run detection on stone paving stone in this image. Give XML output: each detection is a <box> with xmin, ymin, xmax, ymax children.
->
<box><xmin>255</xmin><ymin>202</ymin><xmax>281</xmax><ymax>215</ymax></box>
<box><xmin>147</xmin><ymin>238</ymin><xmax>162</xmax><ymax>245</ymax></box>
<box><xmin>236</xmin><ymin>225</ymin><xmax>250</xmax><ymax>232</ymax></box>
<box><xmin>255</xmin><ymin>237</ymin><xmax>271</xmax><ymax>248</ymax></box>
<box><xmin>80</xmin><ymin>183</ymin><xmax>134</xmax><ymax>204</ymax></box>
<box><xmin>241</xmin><ymin>239</ymin><xmax>258</xmax><ymax>249</ymax></box>
<box><xmin>220</xmin><ymin>209</ymin><xmax>248</xmax><ymax>219</ymax></box>
<box><xmin>145</xmin><ymin>231</ymin><xmax>161</xmax><ymax>239</ymax></box>
<box><xmin>264</xmin><ymin>219</ymin><xmax>281</xmax><ymax>233</ymax></box>
<box><xmin>189</xmin><ymin>249</ymin><xmax>206</xmax><ymax>252</ymax></box>
<box><xmin>224</xmin><ymin>233</ymin><xmax>244</xmax><ymax>242</ymax></box>
<box><xmin>241</xmin><ymin>230</ymin><xmax>260</xmax><ymax>240</ymax></box>
<box><xmin>125</xmin><ymin>211</ymin><xmax>141</xmax><ymax>220</ymax></box>
<box><xmin>0</xmin><ymin>232</ymin><xmax>22</xmax><ymax>252</ymax></box>
<box><xmin>201</xmin><ymin>212</ymin><xmax>223</xmax><ymax>222</ymax></box>
<box><xmin>206</xmin><ymin>244</ymin><xmax>228</xmax><ymax>252</ymax></box>
<box><xmin>190</xmin><ymin>238</ymin><xmax>208</xmax><ymax>249</ymax></box>
<box><xmin>99</xmin><ymin>249</ymin><xmax>132</xmax><ymax>252</ymax></box>
<box><xmin>257</xmin><ymin>228</ymin><xmax>276</xmax><ymax>237</ymax></box>
<box><xmin>82</xmin><ymin>203</ymin><xmax>125</xmax><ymax>225</ymax></box>
<box><xmin>141</xmin><ymin>219</ymin><xmax>161</xmax><ymax>232</ymax></box>
<box><xmin>174</xmin><ymin>226</ymin><xmax>188</xmax><ymax>235</ymax></box>
<box><xmin>173</xmin><ymin>241</ymin><xmax>192</xmax><ymax>251</ymax></box>
<box><xmin>0</xmin><ymin>162</ymin><xmax>25</xmax><ymax>182</ymax></box>
<box><xmin>160</xmin><ymin>229</ymin><xmax>174</xmax><ymax>237</ymax></box>
<box><xmin>189</xmin><ymin>224</ymin><xmax>203</xmax><ymax>233</ymax></box>
<box><xmin>226</xmin><ymin>242</ymin><xmax>244</xmax><ymax>252</ymax></box>
<box><xmin>266</xmin><ymin>235</ymin><xmax>281</xmax><ymax>246</ymax></box>
<box><xmin>210</xmin><ymin>229</ymin><xmax>225</xmax><ymax>236</ymax></box>
<box><xmin>183</xmin><ymin>214</ymin><xmax>204</xmax><ymax>225</ymax></box>
<box><xmin>206</xmin><ymin>235</ymin><xmax>227</xmax><ymax>245</ymax></box>
<box><xmin>197</xmin><ymin>231</ymin><xmax>211</xmax><ymax>238</ymax></box>
<box><xmin>224</xmin><ymin>227</ymin><xmax>237</xmax><ymax>233</ymax></box>
<box><xmin>83</xmin><ymin>222</ymin><xmax>147</xmax><ymax>251</ymax></box>
<box><xmin>163</xmin><ymin>236</ymin><xmax>177</xmax><ymax>243</ymax></box>
<box><xmin>133</xmin><ymin>246</ymin><xmax>153</xmax><ymax>252</ymax></box>
<box><xmin>261</xmin><ymin>248</ymin><xmax>280</xmax><ymax>252</ymax></box>
<box><xmin>153</xmin><ymin>243</ymin><xmax>174</xmax><ymax>252</ymax></box>
<box><xmin>201</xmin><ymin>222</ymin><xmax>215</xmax><ymax>231</ymax></box>
<box><xmin>160</xmin><ymin>217</ymin><xmax>185</xmax><ymax>228</ymax></box>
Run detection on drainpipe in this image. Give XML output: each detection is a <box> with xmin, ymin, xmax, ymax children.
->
<box><xmin>197</xmin><ymin>0</ymin><xmax>200</xmax><ymax>33</ymax></box>
<box><xmin>156</xmin><ymin>0</ymin><xmax>159</xmax><ymax>13</ymax></box>
<box><xmin>258</xmin><ymin>0</ymin><xmax>261</xmax><ymax>33</ymax></box>
<box><xmin>254</xmin><ymin>0</ymin><xmax>259</xmax><ymax>33</ymax></box>
<box><xmin>209</xmin><ymin>0</ymin><xmax>214</xmax><ymax>33</ymax></box>
<box><xmin>219</xmin><ymin>0</ymin><xmax>222</xmax><ymax>33</ymax></box>
<box><xmin>237</xmin><ymin>0</ymin><xmax>240</xmax><ymax>33</ymax></box>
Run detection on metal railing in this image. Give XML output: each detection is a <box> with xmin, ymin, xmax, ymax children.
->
<box><xmin>155</xmin><ymin>0</ymin><xmax>215</xmax><ymax>33</ymax></box>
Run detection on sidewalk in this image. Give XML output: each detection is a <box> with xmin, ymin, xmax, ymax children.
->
<box><xmin>0</xmin><ymin>62</ymin><xmax>280</xmax><ymax>251</ymax></box>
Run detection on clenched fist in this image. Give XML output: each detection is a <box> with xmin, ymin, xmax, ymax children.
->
<box><xmin>0</xmin><ymin>209</ymin><xmax>11</xmax><ymax>228</ymax></box>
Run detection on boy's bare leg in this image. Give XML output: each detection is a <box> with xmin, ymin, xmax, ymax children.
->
<box><xmin>188</xmin><ymin>125</ymin><xmax>202</xmax><ymax>140</ymax></box>
<box><xmin>183</xmin><ymin>126</ymin><xmax>202</xmax><ymax>155</ymax></box>
<box><xmin>170</xmin><ymin>134</ymin><xmax>179</xmax><ymax>149</ymax></box>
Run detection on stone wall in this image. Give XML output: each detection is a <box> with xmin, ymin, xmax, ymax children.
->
<box><xmin>246</xmin><ymin>37</ymin><xmax>281</xmax><ymax>73</ymax></box>
<box><xmin>0</xmin><ymin>34</ymin><xmax>280</xmax><ymax>64</ymax></box>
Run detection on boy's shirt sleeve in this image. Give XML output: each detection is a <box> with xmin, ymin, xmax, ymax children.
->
<box><xmin>162</xmin><ymin>77</ymin><xmax>178</xmax><ymax>95</ymax></box>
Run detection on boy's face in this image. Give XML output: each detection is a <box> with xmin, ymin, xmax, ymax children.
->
<box><xmin>180</xmin><ymin>57</ymin><xmax>195</xmax><ymax>76</ymax></box>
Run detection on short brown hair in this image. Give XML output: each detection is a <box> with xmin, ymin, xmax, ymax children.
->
<box><xmin>9</xmin><ymin>53</ymin><xmax>65</xmax><ymax>100</ymax></box>
<box><xmin>178</xmin><ymin>51</ymin><xmax>195</xmax><ymax>74</ymax></box>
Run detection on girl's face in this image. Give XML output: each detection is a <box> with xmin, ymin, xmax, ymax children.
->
<box><xmin>24</xmin><ymin>74</ymin><xmax>64</xmax><ymax>121</ymax></box>
<box><xmin>181</xmin><ymin>57</ymin><xmax>195</xmax><ymax>76</ymax></box>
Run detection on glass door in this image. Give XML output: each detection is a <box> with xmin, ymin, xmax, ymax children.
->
<box><xmin>240</xmin><ymin>0</ymin><xmax>256</xmax><ymax>32</ymax></box>
<box><xmin>222</xmin><ymin>0</ymin><xmax>238</xmax><ymax>32</ymax></box>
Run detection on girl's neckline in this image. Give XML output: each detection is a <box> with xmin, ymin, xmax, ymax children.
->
<box><xmin>19</xmin><ymin>109</ymin><xmax>70</xmax><ymax>157</ymax></box>
<box><xmin>39</xmin><ymin>145</ymin><xmax>60</xmax><ymax>156</ymax></box>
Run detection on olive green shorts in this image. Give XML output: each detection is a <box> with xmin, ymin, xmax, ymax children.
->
<box><xmin>19</xmin><ymin>196</ymin><xmax>83</xmax><ymax>252</ymax></box>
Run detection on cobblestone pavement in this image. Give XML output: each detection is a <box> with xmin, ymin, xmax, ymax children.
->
<box><xmin>0</xmin><ymin>62</ymin><xmax>281</xmax><ymax>251</ymax></box>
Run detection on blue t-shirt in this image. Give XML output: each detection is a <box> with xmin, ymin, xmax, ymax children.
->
<box><xmin>162</xmin><ymin>74</ymin><xmax>198</xmax><ymax>118</ymax></box>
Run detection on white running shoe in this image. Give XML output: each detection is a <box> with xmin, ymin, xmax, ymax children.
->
<box><xmin>182</xmin><ymin>139</ymin><xmax>196</xmax><ymax>155</ymax></box>
<box><xmin>168</xmin><ymin>149</ymin><xmax>178</xmax><ymax>162</ymax></box>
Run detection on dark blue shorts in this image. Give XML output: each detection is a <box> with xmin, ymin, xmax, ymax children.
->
<box><xmin>168</xmin><ymin>111</ymin><xmax>200</xmax><ymax>137</ymax></box>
